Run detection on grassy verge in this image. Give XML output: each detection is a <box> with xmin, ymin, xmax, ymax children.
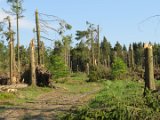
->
<box><xmin>56</xmin><ymin>72</ymin><xmax>103</xmax><ymax>94</ymax></box>
<box><xmin>0</xmin><ymin>86</ymin><xmax>52</xmax><ymax>105</ymax></box>
<box><xmin>63</xmin><ymin>80</ymin><xmax>160</xmax><ymax>120</ymax></box>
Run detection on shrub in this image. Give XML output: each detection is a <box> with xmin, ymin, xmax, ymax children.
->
<box><xmin>111</xmin><ymin>57</ymin><xmax>127</xmax><ymax>80</ymax></box>
<box><xmin>88</xmin><ymin>64</ymin><xmax>110</xmax><ymax>82</ymax></box>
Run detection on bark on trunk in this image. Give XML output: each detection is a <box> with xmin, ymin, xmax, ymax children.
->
<box><xmin>144</xmin><ymin>43</ymin><xmax>156</xmax><ymax>90</ymax></box>
<box><xmin>30</xmin><ymin>39</ymin><xmax>36</xmax><ymax>86</ymax></box>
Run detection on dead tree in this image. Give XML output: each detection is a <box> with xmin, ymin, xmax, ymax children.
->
<box><xmin>7</xmin><ymin>16</ymin><xmax>16</xmax><ymax>84</ymax></box>
<box><xmin>41</xmin><ymin>41</ymin><xmax>45</xmax><ymax>65</ymax></box>
<box><xmin>86</xmin><ymin>63</ymin><xmax>89</xmax><ymax>75</ymax></box>
<box><xmin>35</xmin><ymin>9</ymin><xmax>41</xmax><ymax>65</ymax></box>
<box><xmin>97</xmin><ymin>25</ymin><xmax>100</xmax><ymax>65</ymax></box>
<box><xmin>144</xmin><ymin>43</ymin><xmax>156</xmax><ymax>91</ymax></box>
<box><xmin>128</xmin><ymin>44</ymin><xmax>134</xmax><ymax>69</ymax></box>
<box><xmin>107</xmin><ymin>55</ymin><xmax>110</xmax><ymax>68</ymax></box>
<box><xmin>30</xmin><ymin>39</ymin><xmax>36</xmax><ymax>86</ymax></box>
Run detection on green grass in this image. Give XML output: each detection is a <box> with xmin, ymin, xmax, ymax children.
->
<box><xmin>63</xmin><ymin>80</ymin><xmax>160</xmax><ymax>120</ymax></box>
<box><xmin>56</xmin><ymin>72</ymin><xmax>103</xmax><ymax>94</ymax></box>
<box><xmin>90</xmin><ymin>80</ymin><xmax>143</xmax><ymax>108</ymax></box>
<box><xmin>71</xmin><ymin>72</ymin><xmax>88</xmax><ymax>81</ymax></box>
<box><xmin>0</xmin><ymin>86</ymin><xmax>52</xmax><ymax>105</ymax></box>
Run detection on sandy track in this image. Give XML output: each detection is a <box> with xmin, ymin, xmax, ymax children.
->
<box><xmin>0</xmin><ymin>87</ymin><xmax>100</xmax><ymax>120</ymax></box>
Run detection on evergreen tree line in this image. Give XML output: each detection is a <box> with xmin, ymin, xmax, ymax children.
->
<box><xmin>0</xmin><ymin>34</ymin><xmax>160</xmax><ymax>81</ymax></box>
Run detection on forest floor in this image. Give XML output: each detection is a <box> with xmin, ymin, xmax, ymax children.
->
<box><xmin>0</xmin><ymin>73</ymin><xmax>103</xmax><ymax>120</ymax></box>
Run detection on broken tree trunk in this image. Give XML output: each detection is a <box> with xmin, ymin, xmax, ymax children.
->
<box><xmin>86</xmin><ymin>63</ymin><xmax>89</xmax><ymax>75</ymax></box>
<box><xmin>128</xmin><ymin>44</ymin><xmax>134</xmax><ymax>69</ymax></box>
<box><xmin>107</xmin><ymin>55</ymin><xmax>110</xmax><ymax>68</ymax></box>
<box><xmin>144</xmin><ymin>43</ymin><xmax>156</xmax><ymax>90</ymax></box>
<box><xmin>97</xmin><ymin>25</ymin><xmax>100</xmax><ymax>65</ymax></box>
<box><xmin>35</xmin><ymin>9</ymin><xmax>41</xmax><ymax>65</ymax></box>
<box><xmin>7</xmin><ymin>16</ymin><xmax>16</xmax><ymax>84</ymax></box>
<box><xmin>41</xmin><ymin>41</ymin><xmax>45</xmax><ymax>65</ymax></box>
<box><xmin>30</xmin><ymin>39</ymin><xmax>36</xmax><ymax>86</ymax></box>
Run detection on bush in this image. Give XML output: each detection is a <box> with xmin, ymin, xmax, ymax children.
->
<box><xmin>111</xmin><ymin>57</ymin><xmax>127</xmax><ymax>80</ymax></box>
<box><xmin>88</xmin><ymin>64</ymin><xmax>110</xmax><ymax>82</ymax></box>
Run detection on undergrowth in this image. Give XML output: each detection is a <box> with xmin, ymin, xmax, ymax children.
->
<box><xmin>63</xmin><ymin>80</ymin><xmax>160</xmax><ymax>120</ymax></box>
<box><xmin>0</xmin><ymin>86</ymin><xmax>52</xmax><ymax>105</ymax></box>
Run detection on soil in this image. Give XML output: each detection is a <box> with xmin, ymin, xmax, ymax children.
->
<box><xmin>0</xmin><ymin>85</ymin><xmax>100</xmax><ymax>120</ymax></box>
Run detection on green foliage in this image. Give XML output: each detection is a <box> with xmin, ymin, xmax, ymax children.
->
<box><xmin>63</xmin><ymin>80</ymin><xmax>160</xmax><ymax>120</ymax></box>
<box><xmin>144</xmin><ymin>89</ymin><xmax>160</xmax><ymax>112</ymax></box>
<box><xmin>100</xmin><ymin>37</ymin><xmax>111</xmax><ymax>65</ymax></box>
<box><xmin>133</xmin><ymin>42</ymin><xmax>144</xmax><ymax>66</ymax></box>
<box><xmin>88</xmin><ymin>65</ymin><xmax>110</xmax><ymax>82</ymax></box>
<box><xmin>71</xmin><ymin>41</ymin><xmax>89</xmax><ymax>72</ymax></box>
<box><xmin>0</xmin><ymin>92</ymin><xmax>15</xmax><ymax>100</ymax></box>
<box><xmin>0</xmin><ymin>41</ymin><xmax>8</xmax><ymax>71</ymax></box>
<box><xmin>75</xmin><ymin>30</ymin><xmax>89</xmax><ymax>40</ymax></box>
<box><xmin>7</xmin><ymin>0</ymin><xmax>24</xmax><ymax>17</ymax></box>
<box><xmin>49</xmin><ymin>55</ymin><xmax>70</xmax><ymax>80</ymax></box>
<box><xmin>111</xmin><ymin>57</ymin><xmax>127</xmax><ymax>80</ymax></box>
<box><xmin>65</xmin><ymin>24</ymin><xmax>72</xmax><ymax>30</ymax></box>
<box><xmin>0</xmin><ymin>86</ymin><xmax>52</xmax><ymax>105</ymax></box>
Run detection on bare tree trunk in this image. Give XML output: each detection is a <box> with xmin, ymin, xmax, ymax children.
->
<box><xmin>107</xmin><ymin>55</ymin><xmax>110</xmax><ymax>68</ymax></box>
<box><xmin>70</xmin><ymin>60</ymin><xmax>72</xmax><ymax>73</ymax></box>
<box><xmin>91</xmin><ymin>32</ymin><xmax>95</xmax><ymax>66</ymax></box>
<box><xmin>129</xmin><ymin>45</ymin><xmax>134</xmax><ymax>69</ymax></box>
<box><xmin>41</xmin><ymin>41</ymin><xmax>45</xmax><ymax>65</ymax></box>
<box><xmin>86</xmin><ymin>63</ymin><xmax>89</xmax><ymax>75</ymax></box>
<box><xmin>9</xmin><ymin>36</ymin><xmax>13</xmax><ymax>84</ymax></box>
<box><xmin>144</xmin><ymin>43</ymin><xmax>155</xmax><ymax>91</ymax></box>
<box><xmin>35</xmin><ymin>9</ymin><xmax>41</xmax><ymax>65</ymax></box>
<box><xmin>30</xmin><ymin>39</ymin><xmax>36</xmax><ymax>86</ymax></box>
<box><xmin>68</xmin><ymin>49</ymin><xmax>71</xmax><ymax>70</ymax></box>
<box><xmin>131</xmin><ymin>46</ymin><xmax>134</xmax><ymax>69</ymax></box>
<box><xmin>8</xmin><ymin>17</ymin><xmax>15</xmax><ymax>84</ymax></box>
<box><xmin>97</xmin><ymin>25</ymin><xmax>100</xmax><ymax>65</ymax></box>
<box><xmin>16</xmin><ymin>13</ymin><xmax>20</xmax><ymax>80</ymax></box>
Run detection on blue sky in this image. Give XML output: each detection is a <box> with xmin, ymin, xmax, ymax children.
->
<box><xmin>1</xmin><ymin>0</ymin><xmax>160</xmax><ymax>48</ymax></box>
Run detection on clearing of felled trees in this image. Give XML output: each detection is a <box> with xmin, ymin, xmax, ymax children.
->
<box><xmin>0</xmin><ymin>1</ymin><xmax>160</xmax><ymax>120</ymax></box>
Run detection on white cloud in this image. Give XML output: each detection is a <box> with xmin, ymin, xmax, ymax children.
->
<box><xmin>0</xmin><ymin>9</ymin><xmax>34</xmax><ymax>30</ymax></box>
<box><xmin>19</xmin><ymin>18</ymin><xmax>35</xmax><ymax>30</ymax></box>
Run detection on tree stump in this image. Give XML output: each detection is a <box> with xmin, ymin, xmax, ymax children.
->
<box><xmin>144</xmin><ymin>43</ymin><xmax>156</xmax><ymax>90</ymax></box>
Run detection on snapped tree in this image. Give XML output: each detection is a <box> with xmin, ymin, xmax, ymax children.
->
<box><xmin>5</xmin><ymin>0</ymin><xmax>25</xmax><ymax>78</ymax></box>
<box><xmin>144</xmin><ymin>43</ymin><xmax>156</xmax><ymax>91</ymax></box>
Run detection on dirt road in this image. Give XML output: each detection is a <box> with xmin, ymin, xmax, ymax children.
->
<box><xmin>0</xmin><ymin>85</ymin><xmax>100</xmax><ymax>120</ymax></box>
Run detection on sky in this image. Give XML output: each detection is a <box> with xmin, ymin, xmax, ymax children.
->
<box><xmin>1</xmin><ymin>0</ymin><xmax>160</xmax><ymax>48</ymax></box>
